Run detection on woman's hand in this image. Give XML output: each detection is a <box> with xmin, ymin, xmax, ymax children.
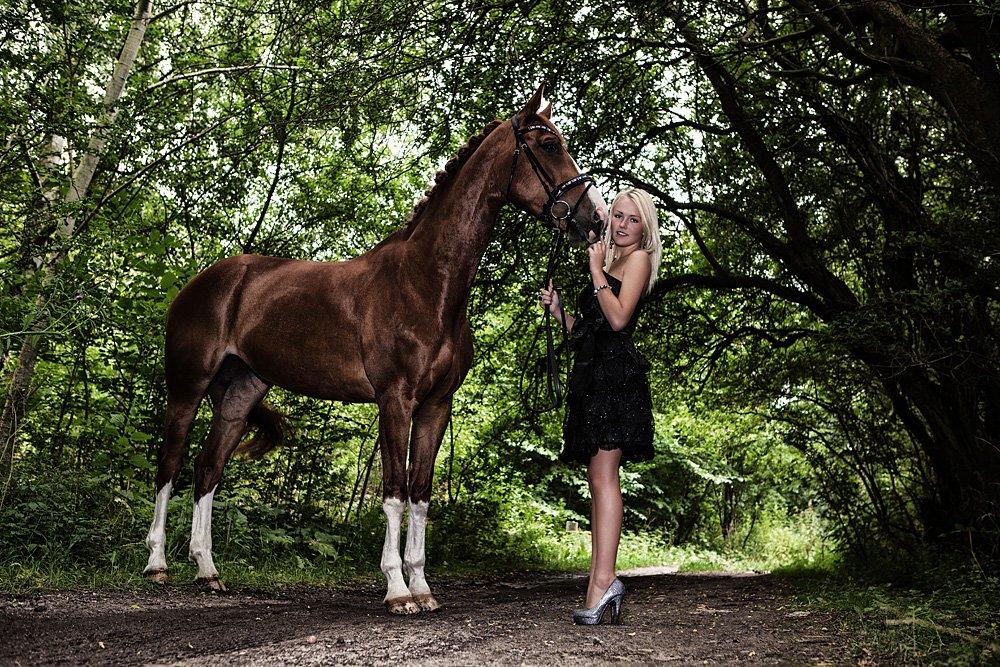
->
<box><xmin>588</xmin><ymin>239</ymin><xmax>606</xmax><ymax>275</ymax></box>
<box><xmin>539</xmin><ymin>279</ymin><xmax>561</xmax><ymax>316</ymax></box>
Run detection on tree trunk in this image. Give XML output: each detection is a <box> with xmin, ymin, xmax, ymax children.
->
<box><xmin>681</xmin><ymin>0</ymin><xmax>1000</xmax><ymax>553</ymax></box>
<box><xmin>864</xmin><ymin>0</ymin><xmax>1000</xmax><ymax>188</ymax></box>
<box><xmin>0</xmin><ymin>325</ymin><xmax>42</xmax><ymax>495</ymax></box>
<box><xmin>0</xmin><ymin>0</ymin><xmax>154</xmax><ymax>488</ymax></box>
<box><xmin>895</xmin><ymin>368</ymin><xmax>1000</xmax><ymax>545</ymax></box>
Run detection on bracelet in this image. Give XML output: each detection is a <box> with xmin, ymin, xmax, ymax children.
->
<box><xmin>594</xmin><ymin>284</ymin><xmax>610</xmax><ymax>295</ymax></box>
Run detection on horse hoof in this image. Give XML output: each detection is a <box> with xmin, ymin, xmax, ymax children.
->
<box><xmin>196</xmin><ymin>576</ymin><xmax>228</xmax><ymax>593</ymax></box>
<box><xmin>385</xmin><ymin>596</ymin><xmax>420</xmax><ymax>615</ymax></box>
<box><xmin>413</xmin><ymin>593</ymin><xmax>440</xmax><ymax>612</ymax></box>
<box><xmin>143</xmin><ymin>569</ymin><xmax>168</xmax><ymax>585</ymax></box>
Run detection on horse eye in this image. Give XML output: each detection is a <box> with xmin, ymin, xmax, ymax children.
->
<box><xmin>541</xmin><ymin>141</ymin><xmax>559</xmax><ymax>154</ymax></box>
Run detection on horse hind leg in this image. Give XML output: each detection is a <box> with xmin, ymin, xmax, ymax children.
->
<box><xmin>189</xmin><ymin>360</ymin><xmax>270</xmax><ymax>592</ymax></box>
<box><xmin>144</xmin><ymin>387</ymin><xmax>204</xmax><ymax>584</ymax></box>
<box><xmin>404</xmin><ymin>396</ymin><xmax>452</xmax><ymax>612</ymax></box>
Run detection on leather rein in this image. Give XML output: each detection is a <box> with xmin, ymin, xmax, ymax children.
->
<box><xmin>504</xmin><ymin>115</ymin><xmax>597</xmax><ymax>408</ymax></box>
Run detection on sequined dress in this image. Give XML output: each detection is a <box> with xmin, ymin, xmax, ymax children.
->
<box><xmin>560</xmin><ymin>271</ymin><xmax>655</xmax><ymax>465</ymax></box>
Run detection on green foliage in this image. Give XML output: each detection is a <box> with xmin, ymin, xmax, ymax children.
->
<box><xmin>2</xmin><ymin>0</ymin><xmax>998</xmax><ymax>600</ymax></box>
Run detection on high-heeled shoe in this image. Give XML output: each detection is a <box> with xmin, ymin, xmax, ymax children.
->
<box><xmin>572</xmin><ymin>577</ymin><xmax>625</xmax><ymax>625</ymax></box>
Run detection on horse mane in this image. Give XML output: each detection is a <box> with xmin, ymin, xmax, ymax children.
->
<box><xmin>374</xmin><ymin>119</ymin><xmax>505</xmax><ymax>247</ymax></box>
<box><xmin>408</xmin><ymin>119</ymin><xmax>504</xmax><ymax>227</ymax></box>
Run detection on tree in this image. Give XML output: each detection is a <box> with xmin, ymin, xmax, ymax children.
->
<box><xmin>1</xmin><ymin>0</ymin><xmax>154</xmax><ymax>483</ymax></box>
<box><xmin>428</xmin><ymin>0</ymin><xmax>1000</xmax><ymax>551</ymax></box>
<box><xmin>660</xmin><ymin>0</ymin><xmax>1000</xmax><ymax>548</ymax></box>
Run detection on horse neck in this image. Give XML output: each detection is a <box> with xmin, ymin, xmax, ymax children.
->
<box><xmin>405</xmin><ymin>135</ymin><xmax>509</xmax><ymax>308</ymax></box>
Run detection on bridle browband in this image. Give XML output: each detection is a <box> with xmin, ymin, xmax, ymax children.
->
<box><xmin>504</xmin><ymin>114</ymin><xmax>598</xmax><ymax>409</ymax></box>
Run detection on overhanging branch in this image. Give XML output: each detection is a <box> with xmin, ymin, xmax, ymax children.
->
<box><xmin>648</xmin><ymin>272</ymin><xmax>828</xmax><ymax>317</ymax></box>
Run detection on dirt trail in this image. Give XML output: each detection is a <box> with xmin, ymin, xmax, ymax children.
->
<box><xmin>0</xmin><ymin>569</ymin><xmax>852</xmax><ymax>665</ymax></box>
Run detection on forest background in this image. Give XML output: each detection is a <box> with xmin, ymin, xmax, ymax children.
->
<box><xmin>1</xmin><ymin>0</ymin><xmax>999</xmax><ymax>653</ymax></box>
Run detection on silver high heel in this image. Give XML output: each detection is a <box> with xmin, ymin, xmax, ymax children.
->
<box><xmin>573</xmin><ymin>577</ymin><xmax>625</xmax><ymax>625</ymax></box>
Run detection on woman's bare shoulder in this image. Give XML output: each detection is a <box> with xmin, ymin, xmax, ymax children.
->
<box><xmin>624</xmin><ymin>251</ymin><xmax>652</xmax><ymax>276</ymax></box>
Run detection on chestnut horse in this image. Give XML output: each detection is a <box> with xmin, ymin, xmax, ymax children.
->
<box><xmin>142</xmin><ymin>86</ymin><xmax>607</xmax><ymax>613</ymax></box>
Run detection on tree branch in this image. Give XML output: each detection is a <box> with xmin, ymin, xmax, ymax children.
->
<box><xmin>244</xmin><ymin>70</ymin><xmax>298</xmax><ymax>253</ymax></box>
<box><xmin>642</xmin><ymin>119</ymin><xmax>735</xmax><ymax>139</ymax></box>
<box><xmin>648</xmin><ymin>272</ymin><xmax>828</xmax><ymax>316</ymax></box>
<box><xmin>785</xmin><ymin>0</ymin><xmax>930</xmax><ymax>81</ymax></box>
<box><xmin>145</xmin><ymin>64</ymin><xmax>311</xmax><ymax>93</ymax></box>
<box><xmin>673</xmin><ymin>17</ymin><xmax>860</xmax><ymax>310</ymax></box>
<box><xmin>591</xmin><ymin>167</ymin><xmax>805</xmax><ymax>283</ymax></box>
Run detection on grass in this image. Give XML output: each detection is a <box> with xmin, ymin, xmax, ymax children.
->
<box><xmin>783</xmin><ymin>557</ymin><xmax>1000</xmax><ymax>665</ymax></box>
<box><xmin>0</xmin><ymin>523</ymin><xmax>800</xmax><ymax>594</ymax></box>
<box><xmin>0</xmin><ymin>499</ymin><xmax>832</xmax><ymax>591</ymax></box>
<box><xmin>0</xmin><ymin>556</ymin><xmax>374</xmax><ymax>595</ymax></box>
<box><xmin>529</xmin><ymin>528</ymin><xmax>832</xmax><ymax>574</ymax></box>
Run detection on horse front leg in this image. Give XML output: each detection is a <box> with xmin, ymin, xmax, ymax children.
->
<box><xmin>378</xmin><ymin>391</ymin><xmax>420</xmax><ymax>615</ymax></box>
<box><xmin>404</xmin><ymin>395</ymin><xmax>452</xmax><ymax>612</ymax></box>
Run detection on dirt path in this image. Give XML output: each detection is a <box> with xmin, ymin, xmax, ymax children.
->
<box><xmin>0</xmin><ymin>569</ymin><xmax>852</xmax><ymax>665</ymax></box>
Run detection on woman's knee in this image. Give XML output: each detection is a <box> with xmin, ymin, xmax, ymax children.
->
<box><xmin>588</xmin><ymin>453</ymin><xmax>621</xmax><ymax>489</ymax></box>
<box><xmin>588</xmin><ymin>468</ymin><xmax>614</xmax><ymax>489</ymax></box>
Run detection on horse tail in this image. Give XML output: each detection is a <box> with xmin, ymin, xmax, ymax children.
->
<box><xmin>236</xmin><ymin>401</ymin><xmax>290</xmax><ymax>459</ymax></box>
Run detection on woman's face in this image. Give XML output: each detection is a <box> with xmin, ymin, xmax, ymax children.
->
<box><xmin>609</xmin><ymin>198</ymin><xmax>643</xmax><ymax>248</ymax></box>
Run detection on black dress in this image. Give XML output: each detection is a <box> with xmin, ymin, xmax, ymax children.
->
<box><xmin>560</xmin><ymin>270</ymin><xmax>655</xmax><ymax>466</ymax></box>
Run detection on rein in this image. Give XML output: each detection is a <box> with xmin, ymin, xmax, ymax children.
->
<box><xmin>505</xmin><ymin>115</ymin><xmax>594</xmax><ymax>409</ymax></box>
<box><xmin>542</xmin><ymin>228</ymin><xmax>568</xmax><ymax>408</ymax></box>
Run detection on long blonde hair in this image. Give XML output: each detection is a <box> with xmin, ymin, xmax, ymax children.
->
<box><xmin>603</xmin><ymin>187</ymin><xmax>661</xmax><ymax>294</ymax></box>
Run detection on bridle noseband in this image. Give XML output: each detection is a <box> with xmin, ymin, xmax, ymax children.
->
<box><xmin>504</xmin><ymin>115</ymin><xmax>597</xmax><ymax>230</ymax></box>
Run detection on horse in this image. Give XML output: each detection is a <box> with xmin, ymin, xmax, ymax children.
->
<box><xmin>142</xmin><ymin>85</ymin><xmax>607</xmax><ymax>614</ymax></box>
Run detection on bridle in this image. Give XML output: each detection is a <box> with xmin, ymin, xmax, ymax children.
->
<box><xmin>504</xmin><ymin>114</ymin><xmax>599</xmax><ymax>408</ymax></box>
<box><xmin>504</xmin><ymin>115</ymin><xmax>597</xmax><ymax>230</ymax></box>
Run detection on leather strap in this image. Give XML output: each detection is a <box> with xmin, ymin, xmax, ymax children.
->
<box><xmin>504</xmin><ymin>114</ymin><xmax>594</xmax><ymax>409</ymax></box>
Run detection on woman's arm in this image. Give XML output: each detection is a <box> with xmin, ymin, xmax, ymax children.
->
<box><xmin>590</xmin><ymin>251</ymin><xmax>651</xmax><ymax>331</ymax></box>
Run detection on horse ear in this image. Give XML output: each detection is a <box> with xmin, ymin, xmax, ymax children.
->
<box><xmin>516</xmin><ymin>83</ymin><xmax>546</xmax><ymax>121</ymax></box>
<box><xmin>539</xmin><ymin>102</ymin><xmax>552</xmax><ymax>119</ymax></box>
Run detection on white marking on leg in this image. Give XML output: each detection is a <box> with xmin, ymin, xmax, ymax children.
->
<box><xmin>189</xmin><ymin>486</ymin><xmax>219</xmax><ymax>580</ymax></box>
<box><xmin>380</xmin><ymin>497</ymin><xmax>410</xmax><ymax>602</ymax></box>
<box><xmin>143</xmin><ymin>482</ymin><xmax>172</xmax><ymax>575</ymax></box>
<box><xmin>404</xmin><ymin>500</ymin><xmax>430</xmax><ymax>597</ymax></box>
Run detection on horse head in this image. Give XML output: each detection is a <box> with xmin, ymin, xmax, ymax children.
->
<box><xmin>505</xmin><ymin>84</ymin><xmax>607</xmax><ymax>245</ymax></box>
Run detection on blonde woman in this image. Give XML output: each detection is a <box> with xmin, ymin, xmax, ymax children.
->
<box><xmin>539</xmin><ymin>187</ymin><xmax>661</xmax><ymax>624</ymax></box>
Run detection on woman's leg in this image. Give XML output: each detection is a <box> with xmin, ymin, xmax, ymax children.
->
<box><xmin>586</xmin><ymin>448</ymin><xmax>623</xmax><ymax>608</ymax></box>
